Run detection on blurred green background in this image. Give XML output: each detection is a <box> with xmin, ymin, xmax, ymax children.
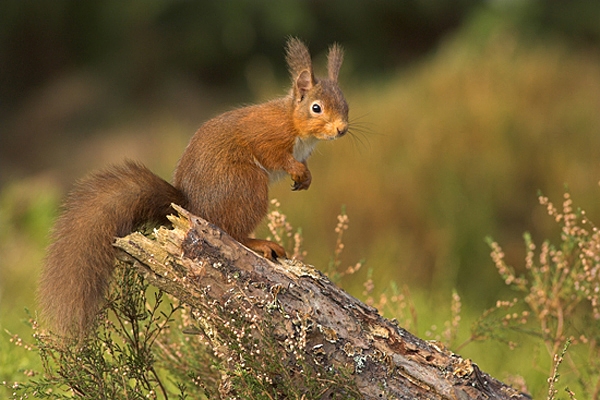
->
<box><xmin>2</xmin><ymin>0</ymin><xmax>600</xmax><ymax>396</ymax></box>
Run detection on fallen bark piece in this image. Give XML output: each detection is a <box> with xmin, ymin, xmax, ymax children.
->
<box><xmin>114</xmin><ymin>205</ymin><xmax>531</xmax><ymax>399</ymax></box>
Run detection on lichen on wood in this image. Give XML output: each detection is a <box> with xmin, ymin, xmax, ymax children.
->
<box><xmin>114</xmin><ymin>205</ymin><xmax>531</xmax><ymax>399</ymax></box>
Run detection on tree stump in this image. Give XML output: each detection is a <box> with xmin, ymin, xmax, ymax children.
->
<box><xmin>114</xmin><ymin>205</ymin><xmax>530</xmax><ymax>399</ymax></box>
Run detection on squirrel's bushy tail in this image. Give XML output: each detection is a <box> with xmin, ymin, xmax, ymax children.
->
<box><xmin>39</xmin><ymin>161</ymin><xmax>186</xmax><ymax>338</ymax></box>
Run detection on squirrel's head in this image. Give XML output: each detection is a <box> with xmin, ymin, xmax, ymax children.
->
<box><xmin>286</xmin><ymin>38</ymin><xmax>349</xmax><ymax>141</ymax></box>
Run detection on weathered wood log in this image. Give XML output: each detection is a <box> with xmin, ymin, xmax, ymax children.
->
<box><xmin>114</xmin><ymin>205</ymin><xmax>530</xmax><ymax>399</ymax></box>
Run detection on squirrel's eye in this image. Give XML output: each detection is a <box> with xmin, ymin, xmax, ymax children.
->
<box><xmin>311</xmin><ymin>102</ymin><xmax>323</xmax><ymax>114</ymax></box>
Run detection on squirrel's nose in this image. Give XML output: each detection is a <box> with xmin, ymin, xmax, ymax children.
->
<box><xmin>336</xmin><ymin>123</ymin><xmax>348</xmax><ymax>137</ymax></box>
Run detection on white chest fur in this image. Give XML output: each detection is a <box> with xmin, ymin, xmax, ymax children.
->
<box><xmin>293</xmin><ymin>136</ymin><xmax>319</xmax><ymax>163</ymax></box>
<box><xmin>260</xmin><ymin>136</ymin><xmax>319</xmax><ymax>183</ymax></box>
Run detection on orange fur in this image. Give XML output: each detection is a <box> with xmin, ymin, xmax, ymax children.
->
<box><xmin>39</xmin><ymin>38</ymin><xmax>349</xmax><ymax>338</ymax></box>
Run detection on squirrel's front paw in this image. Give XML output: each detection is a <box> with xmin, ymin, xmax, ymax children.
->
<box><xmin>291</xmin><ymin>169</ymin><xmax>312</xmax><ymax>191</ymax></box>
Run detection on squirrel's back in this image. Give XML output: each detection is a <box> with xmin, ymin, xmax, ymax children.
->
<box><xmin>39</xmin><ymin>38</ymin><xmax>348</xmax><ymax>338</ymax></box>
<box><xmin>174</xmin><ymin>98</ymin><xmax>298</xmax><ymax>240</ymax></box>
<box><xmin>39</xmin><ymin>161</ymin><xmax>185</xmax><ymax>337</ymax></box>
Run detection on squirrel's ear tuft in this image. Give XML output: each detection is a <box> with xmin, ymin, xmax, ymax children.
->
<box><xmin>295</xmin><ymin>69</ymin><xmax>314</xmax><ymax>99</ymax></box>
<box><xmin>327</xmin><ymin>42</ymin><xmax>344</xmax><ymax>82</ymax></box>
<box><xmin>286</xmin><ymin>37</ymin><xmax>314</xmax><ymax>85</ymax></box>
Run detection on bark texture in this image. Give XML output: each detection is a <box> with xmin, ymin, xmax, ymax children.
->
<box><xmin>114</xmin><ymin>205</ymin><xmax>530</xmax><ymax>400</ymax></box>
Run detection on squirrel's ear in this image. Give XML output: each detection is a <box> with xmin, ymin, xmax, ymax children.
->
<box><xmin>327</xmin><ymin>43</ymin><xmax>344</xmax><ymax>82</ymax></box>
<box><xmin>286</xmin><ymin>38</ymin><xmax>315</xmax><ymax>98</ymax></box>
<box><xmin>295</xmin><ymin>69</ymin><xmax>314</xmax><ymax>99</ymax></box>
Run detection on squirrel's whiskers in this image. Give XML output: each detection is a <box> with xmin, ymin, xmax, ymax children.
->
<box><xmin>39</xmin><ymin>37</ymin><xmax>349</xmax><ymax>339</ymax></box>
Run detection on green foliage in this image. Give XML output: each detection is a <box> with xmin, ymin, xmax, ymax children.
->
<box><xmin>5</xmin><ymin>261</ymin><xmax>360</xmax><ymax>399</ymax></box>
<box><xmin>0</xmin><ymin>0</ymin><xmax>478</xmax><ymax>107</ymax></box>
<box><xmin>0</xmin><ymin>179</ymin><xmax>58</xmax><ymax>398</ymax></box>
<box><xmin>460</xmin><ymin>192</ymin><xmax>600</xmax><ymax>398</ymax></box>
<box><xmin>7</xmin><ymin>266</ymin><xmax>192</xmax><ymax>399</ymax></box>
<box><xmin>1</xmin><ymin>323</ymin><xmax>39</xmax><ymax>398</ymax></box>
<box><xmin>0</xmin><ymin>178</ymin><xmax>60</xmax><ymax>339</ymax></box>
<box><xmin>343</xmin><ymin>189</ymin><xmax>600</xmax><ymax>399</ymax></box>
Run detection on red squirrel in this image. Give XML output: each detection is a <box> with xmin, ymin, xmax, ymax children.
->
<box><xmin>39</xmin><ymin>38</ymin><xmax>349</xmax><ymax>338</ymax></box>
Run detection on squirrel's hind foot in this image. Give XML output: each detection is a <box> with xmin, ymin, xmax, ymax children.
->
<box><xmin>243</xmin><ymin>238</ymin><xmax>287</xmax><ymax>261</ymax></box>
